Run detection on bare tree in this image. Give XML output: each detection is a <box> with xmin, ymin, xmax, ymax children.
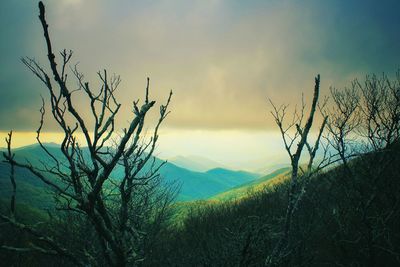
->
<box><xmin>323</xmin><ymin>72</ymin><xmax>400</xmax><ymax>267</ymax></box>
<box><xmin>326</xmin><ymin>83</ymin><xmax>361</xmax><ymax>169</ymax></box>
<box><xmin>1</xmin><ymin>2</ymin><xmax>174</xmax><ymax>266</ymax></box>
<box><xmin>266</xmin><ymin>75</ymin><xmax>328</xmax><ymax>265</ymax></box>
<box><xmin>357</xmin><ymin>72</ymin><xmax>400</xmax><ymax>151</ymax></box>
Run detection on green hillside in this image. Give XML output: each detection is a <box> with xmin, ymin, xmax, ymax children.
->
<box><xmin>206</xmin><ymin>168</ymin><xmax>260</xmax><ymax>184</ymax></box>
<box><xmin>167</xmin><ymin>168</ymin><xmax>290</xmax><ymax>223</ymax></box>
<box><xmin>210</xmin><ymin>167</ymin><xmax>290</xmax><ymax>201</ymax></box>
<box><xmin>0</xmin><ymin>162</ymin><xmax>54</xmax><ymax>209</ymax></box>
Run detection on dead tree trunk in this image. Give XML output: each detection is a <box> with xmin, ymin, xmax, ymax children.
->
<box><xmin>267</xmin><ymin>75</ymin><xmax>325</xmax><ymax>266</ymax></box>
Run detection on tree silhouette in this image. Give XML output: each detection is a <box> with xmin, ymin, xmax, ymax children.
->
<box><xmin>1</xmin><ymin>2</ymin><xmax>174</xmax><ymax>266</ymax></box>
<box><xmin>267</xmin><ymin>75</ymin><xmax>328</xmax><ymax>266</ymax></box>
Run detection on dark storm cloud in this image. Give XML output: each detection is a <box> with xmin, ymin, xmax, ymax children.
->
<box><xmin>1</xmin><ymin>0</ymin><xmax>399</xmax><ymax>131</ymax></box>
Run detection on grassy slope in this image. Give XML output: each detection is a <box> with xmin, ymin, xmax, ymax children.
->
<box><xmin>210</xmin><ymin>167</ymin><xmax>290</xmax><ymax>201</ymax></box>
<box><xmin>168</xmin><ymin>167</ymin><xmax>290</xmax><ymax>223</ymax></box>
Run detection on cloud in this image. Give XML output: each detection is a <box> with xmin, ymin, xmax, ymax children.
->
<box><xmin>1</xmin><ymin>0</ymin><xmax>399</xmax><ymax>131</ymax></box>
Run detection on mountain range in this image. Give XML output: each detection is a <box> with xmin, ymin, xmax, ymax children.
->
<box><xmin>167</xmin><ymin>155</ymin><xmax>230</xmax><ymax>172</ymax></box>
<box><xmin>0</xmin><ymin>143</ymin><xmax>264</xmax><ymax>205</ymax></box>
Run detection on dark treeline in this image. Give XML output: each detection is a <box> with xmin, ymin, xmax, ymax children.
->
<box><xmin>145</xmin><ymin>144</ymin><xmax>400</xmax><ymax>266</ymax></box>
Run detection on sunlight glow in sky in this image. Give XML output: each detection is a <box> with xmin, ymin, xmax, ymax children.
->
<box><xmin>1</xmin><ymin>0</ymin><xmax>399</xmax><ymax>170</ymax></box>
<box><xmin>0</xmin><ymin>129</ymin><xmax>287</xmax><ymax>171</ymax></box>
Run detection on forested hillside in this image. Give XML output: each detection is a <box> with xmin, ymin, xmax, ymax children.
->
<box><xmin>145</xmin><ymin>144</ymin><xmax>400</xmax><ymax>266</ymax></box>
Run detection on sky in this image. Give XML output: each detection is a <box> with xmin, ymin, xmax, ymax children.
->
<box><xmin>1</xmin><ymin>0</ymin><xmax>399</xmax><ymax>170</ymax></box>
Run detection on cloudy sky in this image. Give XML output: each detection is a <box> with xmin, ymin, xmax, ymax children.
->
<box><xmin>0</xmin><ymin>0</ymin><xmax>399</xmax><ymax>169</ymax></box>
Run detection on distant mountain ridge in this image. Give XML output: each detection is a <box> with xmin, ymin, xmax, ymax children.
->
<box><xmin>0</xmin><ymin>143</ymin><xmax>262</xmax><ymax>205</ymax></box>
<box><xmin>168</xmin><ymin>155</ymin><xmax>230</xmax><ymax>172</ymax></box>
